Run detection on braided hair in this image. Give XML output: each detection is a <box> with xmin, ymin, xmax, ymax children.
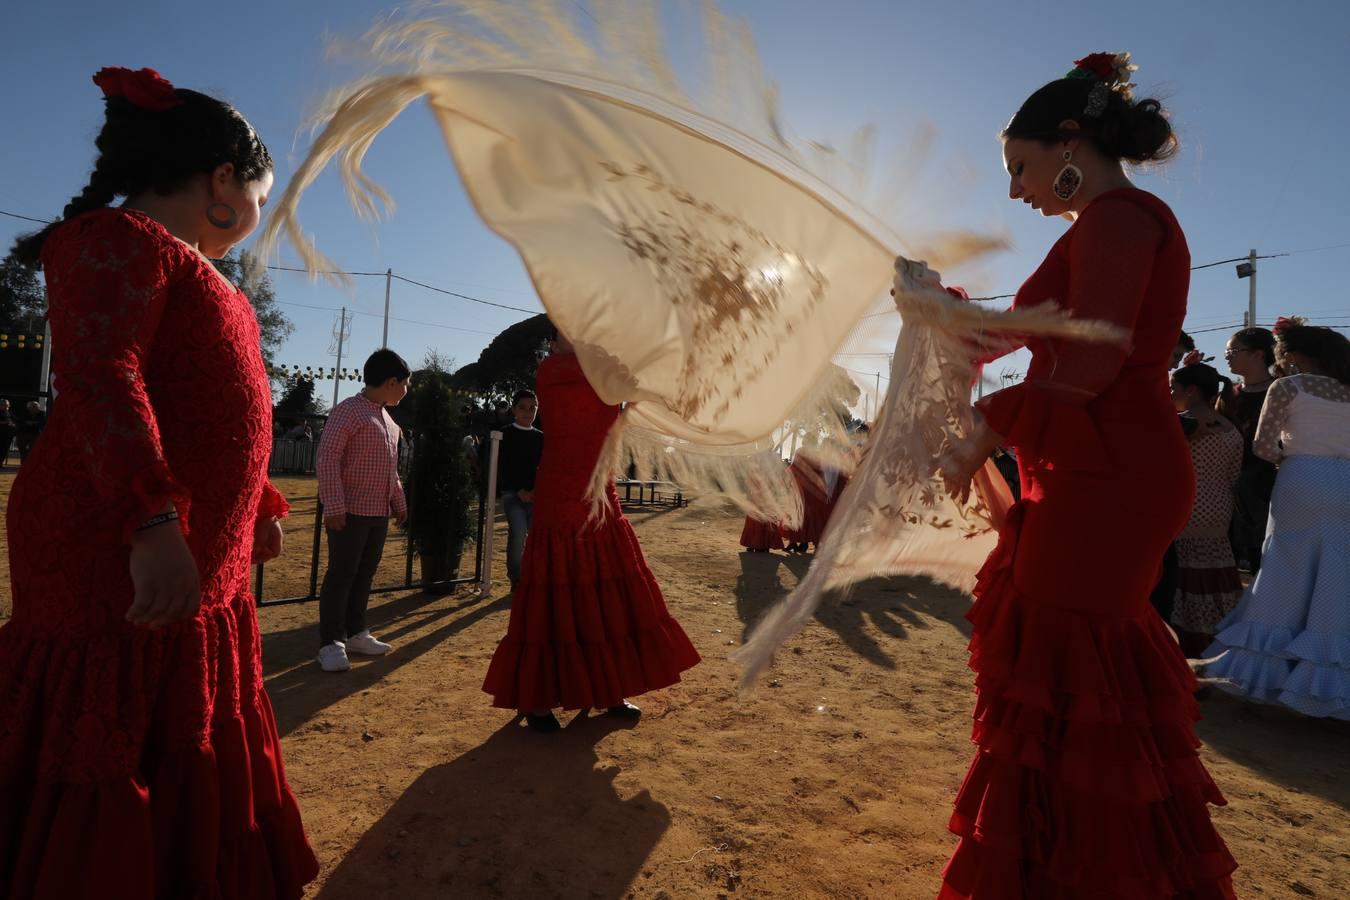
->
<box><xmin>11</xmin><ymin>73</ymin><xmax>270</xmax><ymax>268</ymax></box>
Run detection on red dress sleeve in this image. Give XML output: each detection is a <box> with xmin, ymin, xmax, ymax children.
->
<box><xmin>976</xmin><ymin>196</ymin><xmax>1165</xmax><ymax>469</ymax></box>
<box><xmin>257</xmin><ymin>482</ymin><xmax>291</xmax><ymax>520</ymax></box>
<box><xmin>41</xmin><ymin>212</ymin><xmax>191</xmax><ymax>542</ymax></box>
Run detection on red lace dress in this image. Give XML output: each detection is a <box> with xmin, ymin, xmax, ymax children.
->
<box><xmin>940</xmin><ymin>190</ymin><xmax>1237</xmax><ymax>898</ymax></box>
<box><xmin>482</xmin><ymin>352</ymin><xmax>701</xmax><ymax>710</ymax></box>
<box><xmin>0</xmin><ymin>210</ymin><xmax>319</xmax><ymax>899</ymax></box>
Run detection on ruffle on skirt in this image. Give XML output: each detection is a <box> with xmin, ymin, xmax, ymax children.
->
<box><xmin>739</xmin><ymin>516</ymin><xmax>784</xmax><ymax>550</ymax></box>
<box><xmin>939</xmin><ymin>504</ymin><xmax>1237</xmax><ymax>899</ymax></box>
<box><xmin>1201</xmin><ymin>455</ymin><xmax>1350</xmax><ymax>720</ymax></box>
<box><xmin>483</xmin><ymin>515</ymin><xmax>700</xmax><ymax>711</ymax></box>
<box><xmin>0</xmin><ymin>600</ymin><xmax>319</xmax><ymax>899</ymax></box>
<box><xmin>1204</xmin><ymin>620</ymin><xmax>1350</xmax><ymax>721</ymax></box>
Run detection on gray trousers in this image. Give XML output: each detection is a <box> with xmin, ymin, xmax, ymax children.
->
<box><xmin>319</xmin><ymin>515</ymin><xmax>389</xmax><ymax>647</ymax></box>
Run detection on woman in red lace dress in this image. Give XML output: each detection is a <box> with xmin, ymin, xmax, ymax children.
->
<box><xmin>482</xmin><ymin>328</ymin><xmax>701</xmax><ymax>732</ymax></box>
<box><xmin>935</xmin><ymin>54</ymin><xmax>1237</xmax><ymax>898</ymax></box>
<box><xmin>0</xmin><ymin>69</ymin><xmax>318</xmax><ymax>898</ymax></box>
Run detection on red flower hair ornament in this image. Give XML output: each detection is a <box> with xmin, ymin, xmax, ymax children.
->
<box><xmin>92</xmin><ymin>67</ymin><xmax>182</xmax><ymax>112</ymax></box>
<box><xmin>1273</xmin><ymin>315</ymin><xmax>1306</xmax><ymax>340</ymax></box>
<box><xmin>1065</xmin><ymin>52</ymin><xmax>1138</xmax><ymax>102</ymax></box>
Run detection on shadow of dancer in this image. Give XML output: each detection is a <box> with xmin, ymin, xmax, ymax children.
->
<box><xmin>264</xmin><ymin>591</ymin><xmax>510</xmax><ymax>737</ymax></box>
<box><xmin>734</xmin><ymin>551</ymin><xmax>974</xmax><ymax>670</ymax></box>
<box><xmin>316</xmin><ymin>716</ymin><xmax>670</xmax><ymax>899</ymax></box>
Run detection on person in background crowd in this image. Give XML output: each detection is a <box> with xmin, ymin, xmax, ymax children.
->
<box><xmin>1218</xmin><ymin>326</ymin><xmax>1278</xmax><ymax>572</ymax></box>
<box><xmin>0</xmin><ymin>399</ymin><xmax>14</xmax><ymax>468</ymax></box>
<box><xmin>1171</xmin><ymin>328</ymin><xmax>1195</xmax><ymax>368</ymax></box>
<box><xmin>1169</xmin><ymin>357</ymin><xmax>1244</xmax><ymax>657</ymax></box>
<box><xmin>15</xmin><ymin>400</ymin><xmax>46</xmax><ymax>463</ymax></box>
<box><xmin>1205</xmin><ymin>321</ymin><xmax>1350</xmax><ymax>719</ymax></box>
<box><xmin>496</xmin><ymin>389</ymin><xmax>545</xmax><ymax>592</ymax></box>
<box><xmin>314</xmin><ymin>349</ymin><xmax>411</xmax><ymax>673</ymax></box>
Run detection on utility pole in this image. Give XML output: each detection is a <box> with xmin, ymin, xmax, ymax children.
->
<box><xmin>332</xmin><ymin>306</ymin><xmax>351</xmax><ymax>409</ymax></box>
<box><xmin>1247</xmin><ymin>248</ymin><xmax>1257</xmax><ymax>330</ymax></box>
<box><xmin>1236</xmin><ymin>249</ymin><xmax>1258</xmax><ymax>328</ymax></box>
<box><xmin>382</xmin><ymin>268</ymin><xmax>393</xmax><ymax>348</ymax></box>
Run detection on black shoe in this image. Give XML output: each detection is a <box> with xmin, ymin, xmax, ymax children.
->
<box><xmin>606</xmin><ymin>701</ymin><xmax>642</xmax><ymax>720</ymax></box>
<box><xmin>524</xmin><ymin>712</ymin><xmax>561</xmax><ymax>733</ymax></box>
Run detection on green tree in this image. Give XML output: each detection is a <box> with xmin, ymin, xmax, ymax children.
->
<box><xmin>451</xmin><ymin>313</ymin><xmax>551</xmax><ymax>399</ymax></box>
<box><xmin>274</xmin><ymin>376</ymin><xmax>326</xmax><ymax>420</ymax></box>
<box><xmin>0</xmin><ymin>254</ymin><xmax>47</xmax><ymax>331</ymax></box>
<box><xmin>211</xmin><ymin>250</ymin><xmax>293</xmax><ymax>369</ymax></box>
<box><xmin>406</xmin><ymin>352</ymin><xmax>474</xmax><ymax>584</ymax></box>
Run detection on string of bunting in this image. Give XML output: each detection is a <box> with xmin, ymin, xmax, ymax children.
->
<box><xmin>266</xmin><ymin>363</ymin><xmax>487</xmax><ymax>400</ymax></box>
<box><xmin>0</xmin><ymin>332</ymin><xmax>45</xmax><ymax>351</ymax></box>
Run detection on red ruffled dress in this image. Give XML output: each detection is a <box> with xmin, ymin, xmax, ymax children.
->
<box><xmin>785</xmin><ymin>454</ymin><xmax>832</xmax><ymax>548</ymax></box>
<box><xmin>739</xmin><ymin>514</ymin><xmax>784</xmax><ymax>551</ymax></box>
<box><xmin>482</xmin><ymin>353</ymin><xmax>701</xmax><ymax>711</ymax></box>
<box><xmin>939</xmin><ymin>190</ymin><xmax>1237</xmax><ymax>898</ymax></box>
<box><xmin>0</xmin><ymin>210</ymin><xmax>319</xmax><ymax>899</ymax></box>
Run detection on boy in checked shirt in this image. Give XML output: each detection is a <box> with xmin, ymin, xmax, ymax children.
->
<box><xmin>315</xmin><ymin>349</ymin><xmax>411</xmax><ymax>672</ymax></box>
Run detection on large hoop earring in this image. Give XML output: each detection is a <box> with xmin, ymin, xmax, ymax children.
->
<box><xmin>1052</xmin><ymin>150</ymin><xmax>1083</xmax><ymax>202</ymax></box>
<box><xmin>206</xmin><ymin>202</ymin><xmax>238</xmax><ymax>229</ymax></box>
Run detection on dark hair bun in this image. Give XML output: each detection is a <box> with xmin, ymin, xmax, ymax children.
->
<box><xmin>1098</xmin><ymin>97</ymin><xmax>1176</xmax><ymax>163</ymax></box>
<box><xmin>1003</xmin><ymin>67</ymin><xmax>1179</xmax><ymax>165</ymax></box>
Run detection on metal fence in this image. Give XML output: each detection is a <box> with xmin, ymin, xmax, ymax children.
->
<box><xmin>253</xmin><ymin>432</ymin><xmax>502</xmax><ymax>607</ymax></box>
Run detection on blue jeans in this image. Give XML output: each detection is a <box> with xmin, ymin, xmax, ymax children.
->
<box><xmin>501</xmin><ymin>491</ymin><xmax>534</xmax><ymax>587</ymax></box>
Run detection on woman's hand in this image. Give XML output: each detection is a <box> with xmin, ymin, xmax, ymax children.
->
<box><xmin>253</xmin><ymin>517</ymin><xmax>284</xmax><ymax>563</ymax></box>
<box><xmin>127</xmin><ymin>522</ymin><xmax>201</xmax><ymax>627</ymax></box>
<box><xmin>892</xmin><ymin>257</ymin><xmax>944</xmax><ymax>305</ymax></box>
<box><xmin>938</xmin><ymin>417</ymin><xmax>1004</xmax><ymax>506</ymax></box>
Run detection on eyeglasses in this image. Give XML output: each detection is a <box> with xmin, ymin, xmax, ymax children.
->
<box><xmin>1223</xmin><ymin>348</ymin><xmax>1254</xmax><ymax>359</ymax></box>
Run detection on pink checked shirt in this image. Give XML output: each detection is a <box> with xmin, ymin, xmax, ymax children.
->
<box><xmin>317</xmin><ymin>393</ymin><xmax>407</xmax><ymax>518</ymax></box>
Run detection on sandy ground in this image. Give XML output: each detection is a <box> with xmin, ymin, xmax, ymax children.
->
<box><xmin>2</xmin><ymin>471</ymin><xmax>1348</xmax><ymax>898</ymax></box>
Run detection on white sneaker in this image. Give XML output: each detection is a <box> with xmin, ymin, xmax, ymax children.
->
<box><xmin>318</xmin><ymin>642</ymin><xmax>351</xmax><ymax>672</ymax></box>
<box><xmin>345</xmin><ymin>630</ymin><xmax>391</xmax><ymax>656</ymax></box>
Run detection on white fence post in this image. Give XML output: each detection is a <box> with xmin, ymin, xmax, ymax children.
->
<box><xmin>479</xmin><ymin>430</ymin><xmax>503</xmax><ymax>594</ymax></box>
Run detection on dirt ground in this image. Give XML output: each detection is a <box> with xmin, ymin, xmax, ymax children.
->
<box><xmin>2</xmin><ymin>471</ymin><xmax>1348</xmax><ymax>898</ymax></box>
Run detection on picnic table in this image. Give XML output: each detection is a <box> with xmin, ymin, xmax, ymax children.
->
<box><xmin>615</xmin><ymin>479</ymin><xmax>688</xmax><ymax>508</ymax></box>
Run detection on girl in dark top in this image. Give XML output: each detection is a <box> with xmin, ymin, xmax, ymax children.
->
<box><xmin>1218</xmin><ymin>327</ymin><xmax>1278</xmax><ymax>571</ymax></box>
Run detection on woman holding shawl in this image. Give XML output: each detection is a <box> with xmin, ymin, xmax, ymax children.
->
<box><xmin>933</xmin><ymin>54</ymin><xmax>1237</xmax><ymax>898</ymax></box>
<box><xmin>481</xmin><ymin>327</ymin><xmax>701</xmax><ymax>732</ymax></box>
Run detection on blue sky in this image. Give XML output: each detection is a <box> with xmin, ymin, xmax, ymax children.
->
<box><xmin>3</xmin><ymin>0</ymin><xmax>1347</xmax><ymax>406</ymax></box>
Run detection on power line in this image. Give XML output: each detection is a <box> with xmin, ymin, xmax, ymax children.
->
<box><xmin>5</xmin><ymin>205</ymin><xmax>1346</xmax><ymax>326</ymax></box>
<box><xmin>388</xmin><ymin>273</ymin><xmax>537</xmax><ymax>314</ymax></box>
<box><xmin>272</xmin><ymin>298</ymin><xmax>501</xmax><ymax>336</ymax></box>
<box><xmin>0</xmin><ymin>210</ymin><xmax>50</xmax><ymax>225</ymax></box>
<box><xmin>1</xmin><ymin>207</ymin><xmax>537</xmax><ymax>317</ymax></box>
<box><xmin>1189</xmin><ymin>253</ymin><xmax>1288</xmax><ymax>271</ymax></box>
<box><xmin>265</xmin><ymin>263</ymin><xmax>540</xmax><ymax>314</ymax></box>
<box><xmin>841</xmin><ymin>365</ymin><xmax>889</xmax><ymax>381</ymax></box>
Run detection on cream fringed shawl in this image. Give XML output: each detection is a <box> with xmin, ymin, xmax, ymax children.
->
<box><xmin>733</xmin><ymin>270</ymin><xmax>1128</xmax><ymax>687</ymax></box>
<box><xmin>255</xmin><ymin>1</ymin><xmax>1128</xmax><ymax>684</ymax></box>
<box><xmin>256</xmin><ymin>1</ymin><xmax>1000</xmax><ymax>527</ymax></box>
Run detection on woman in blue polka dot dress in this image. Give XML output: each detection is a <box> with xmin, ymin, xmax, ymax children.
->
<box><xmin>1204</xmin><ymin>322</ymin><xmax>1350</xmax><ymax>719</ymax></box>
